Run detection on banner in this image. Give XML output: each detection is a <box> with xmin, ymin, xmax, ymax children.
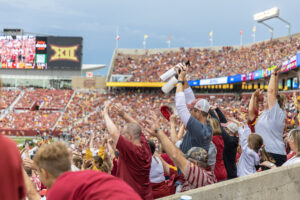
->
<box><xmin>228</xmin><ymin>74</ymin><xmax>242</xmax><ymax>83</ymax></box>
<box><xmin>106</xmin><ymin>82</ymin><xmax>165</xmax><ymax>87</ymax></box>
<box><xmin>200</xmin><ymin>77</ymin><xmax>227</xmax><ymax>86</ymax></box>
<box><xmin>253</xmin><ymin>69</ymin><xmax>263</xmax><ymax>80</ymax></box>
<box><xmin>297</xmin><ymin>52</ymin><xmax>300</xmax><ymax>67</ymax></box>
<box><xmin>188</xmin><ymin>80</ymin><xmax>200</xmax><ymax>86</ymax></box>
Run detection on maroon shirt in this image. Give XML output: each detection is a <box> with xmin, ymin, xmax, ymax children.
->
<box><xmin>47</xmin><ymin>170</ymin><xmax>141</xmax><ymax>200</ymax></box>
<box><xmin>212</xmin><ymin>135</ymin><xmax>227</xmax><ymax>181</ymax></box>
<box><xmin>0</xmin><ymin>136</ymin><xmax>25</xmax><ymax>200</ymax></box>
<box><xmin>117</xmin><ymin>134</ymin><xmax>153</xmax><ymax>200</ymax></box>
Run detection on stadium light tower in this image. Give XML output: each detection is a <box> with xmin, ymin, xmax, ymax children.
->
<box><xmin>253</xmin><ymin>7</ymin><xmax>291</xmax><ymax>39</ymax></box>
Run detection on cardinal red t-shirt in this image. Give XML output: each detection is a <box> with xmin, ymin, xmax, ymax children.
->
<box><xmin>116</xmin><ymin>134</ymin><xmax>153</xmax><ymax>200</ymax></box>
<box><xmin>0</xmin><ymin>136</ymin><xmax>25</xmax><ymax>200</ymax></box>
<box><xmin>47</xmin><ymin>170</ymin><xmax>141</xmax><ymax>200</ymax></box>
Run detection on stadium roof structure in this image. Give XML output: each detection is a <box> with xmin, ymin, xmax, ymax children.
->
<box><xmin>81</xmin><ymin>64</ymin><xmax>106</xmax><ymax>71</ymax></box>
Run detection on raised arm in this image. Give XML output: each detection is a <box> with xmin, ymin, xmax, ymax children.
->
<box><xmin>175</xmin><ymin>64</ymin><xmax>191</xmax><ymax>126</ymax></box>
<box><xmin>155</xmin><ymin>152</ymin><xmax>170</xmax><ymax>175</ymax></box>
<box><xmin>22</xmin><ymin>168</ymin><xmax>41</xmax><ymax>200</ymax></box>
<box><xmin>268</xmin><ymin>66</ymin><xmax>281</xmax><ymax>110</ymax></box>
<box><xmin>183</xmin><ymin>76</ymin><xmax>195</xmax><ymax>104</ymax></box>
<box><xmin>103</xmin><ymin>102</ymin><xmax>120</xmax><ymax>144</ymax></box>
<box><xmin>147</xmin><ymin>113</ymin><xmax>188</xmax><ymax>176</ymax></box>
<box><xmin>215</xmin><ymin>107</ymin><xmax>228</xmax><ymax>123</ymax></box>
<box><xmin>169</xmin><ymin>114</ymin><xmax>179</xmax><ymax>143</ymax></box>
<box><xmin>249</xmin><ymin>89</ymin><xmax>261</xmax><ymax>121</ymax></box>
<box><xmin>113</xmin><ymin>103</ymin><xmax>139</xmax><ymax>124</ymax></box>
<box><xmin>178</xmin><ymin>124</ymin><xmax>185</xmax><ymax>140</ymax></box>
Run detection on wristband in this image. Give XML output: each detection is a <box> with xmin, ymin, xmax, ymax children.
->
<box><xmin>177</xmin><ymin>81</ymin><xmax>184</xmax><ymax>85</ymax></box>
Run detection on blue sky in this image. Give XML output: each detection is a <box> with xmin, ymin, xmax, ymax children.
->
<box><xmin>0</xmin><ymin>0</ymin><xmax>299</xmax><ymax>74</ymax></box>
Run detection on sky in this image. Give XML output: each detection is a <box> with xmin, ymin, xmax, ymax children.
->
<box><xmin>0</xmin><ymin>0</ymin><xmax>300</xmax><ymax>75</ymax></box>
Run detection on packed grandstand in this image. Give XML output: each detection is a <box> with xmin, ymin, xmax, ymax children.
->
<box><xmin>0</xmin><ymin>34</ymin><xmax>299</xmax><ymax>136</ymax></box>
<box><xmin>2</xmin><ymin>32</ymin><xmax>300</xmax><ymax>200</ymax></box>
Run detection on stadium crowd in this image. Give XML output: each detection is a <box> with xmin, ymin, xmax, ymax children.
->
<box><xmin>0</xmin><ymin>35</ymin><xmax>35</xmax><ymax>68</ymax></box>
<box><xmin>1</xmin><ymin>62</ymin><xmax>300</xmax><ymax>200</ymax></box>
<box><xmin>112</xmin><ymin>37</ymin><xmax>300</xmax><ymax>81</ymax></box>
<box><xmin>15</xmin><ymin>89</ymin><xmax>73</xmax><ymax>110</ymax></box>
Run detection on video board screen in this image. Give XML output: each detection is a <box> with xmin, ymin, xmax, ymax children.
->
<box><xmin>0</xmin><ymin>35</ymin><xmax>83</xmax><ymax>70</ymax></box>
<box><xmin>47</xmin><ymin>36</ymin><xmax>82</xmax><ymax>70</ymax></box>
<box><xmin>0</xmin><ymin>35</ymin><xmax>36</xmax><ymax>69</ymax></box>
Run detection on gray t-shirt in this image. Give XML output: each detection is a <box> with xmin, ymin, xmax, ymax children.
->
<box><xmin>255</xmin><ymin>101</ymin><xmax>286</xmax><ymax>155</ymax></box>
<box><xmin>180</xmin><ymin>116</ymin><xmax>212</xmax><ymax>154</ymax></box>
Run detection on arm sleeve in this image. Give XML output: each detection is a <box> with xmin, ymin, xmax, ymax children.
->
<box><xmin>221</xmin><ymin>127</ymin><xmax>230</xmax><ymax>142</ymax></box>
<box><xmin>238</xmin><ymin>125</ymin><xmax>251</xmax><ymax>151</ymax></box>
<box><xmin>209</xmin><ymin>109</ymin><xmax>219</xmax><ymax>120</ymax></box>
<box><xmin>176</xmin><ymin>92</ymin><xmax>191</xmax><ymax>126</ymax></box>
<box><xmin>184</xmin><ymin>87</ymin><xmax>196</xmax><ymax>104</ymax></box>
<box><xmin>215</xmin><ymin>107</ymin><xmax>228</xmax><ymax>123</ymax></box>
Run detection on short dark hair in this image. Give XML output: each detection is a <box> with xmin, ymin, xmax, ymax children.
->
<box><xmin>147</xmin><ymin>139</ymin><xmax>156</xmax><ymax>155</ymax></box>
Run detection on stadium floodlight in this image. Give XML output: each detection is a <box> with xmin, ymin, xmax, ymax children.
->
<box><xmin>253</xmin><ymin>7</ymin><xmax>291</xmax><ymax>39</ymax></box>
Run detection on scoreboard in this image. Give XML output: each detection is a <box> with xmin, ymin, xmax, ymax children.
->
<box><xmin>0</xmin><ymin>35</ymin><xmax>83</xmax><ymax>70</ymax></box>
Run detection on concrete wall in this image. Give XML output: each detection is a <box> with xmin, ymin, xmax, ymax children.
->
<box><xmin>72</xmin><ymin>76</ymin><xmax>106</xmax><ymax>89</ymax></box>
<box><xmin>160</xmin><ymin>163</ymin><xmax>300</xmax><ymax>200</ymax></box>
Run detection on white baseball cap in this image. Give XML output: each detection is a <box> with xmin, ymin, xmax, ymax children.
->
<box><xmin>194</xmin><ymin>99</ymin><xmax>210</xmax><ymax>113</ymax></box>
<box><xmin>223</xmin><ymin>122</ymin><xmax>239</xmax><ymax>133</ymax></box>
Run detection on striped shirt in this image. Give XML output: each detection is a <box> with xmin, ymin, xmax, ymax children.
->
<box><xmin>181</xmin><ymin>161</ymin><xmax>216</xmax><ymax>192</ymax></box>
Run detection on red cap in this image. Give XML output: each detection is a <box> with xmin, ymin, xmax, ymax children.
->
<box><xmin>160</xmin><ymin>105</ymin><xmax>173</xmax><ymax>121</ymax></box>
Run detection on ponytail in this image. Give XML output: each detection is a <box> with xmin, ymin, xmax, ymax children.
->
<box><xmin>260</xmin><ymin>146</ymin><xmax>275</xmax><ymax>163</ymax></box>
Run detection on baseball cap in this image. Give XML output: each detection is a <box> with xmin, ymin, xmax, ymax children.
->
<box><xmin>222</xmin><ymin>122</ymin><xmax>239</xmax><ymax>133</ymax></box>
<box><xmin>188</xmin><ymin>98</ymin><xmax>210</xmax><ymax>113</ymax></box>
<box><xmin>184</xmin><ymin>147</ymin><xmax>208</xmax><ymax>163</ymax></box>
<box><xmin>160</xmin><ymin>105</ymin><xmax>173</xmax><ymax>121</ymax></box>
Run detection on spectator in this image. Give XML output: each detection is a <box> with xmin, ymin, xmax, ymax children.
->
<box><xmin>255</xmin><ymin>65</ymin><xmax>287</xmax><ymax>166</ymax></box>
<box><xmin>103</xmin><ymin>102</ymin><xmax>153</xmax><ymax>200</ymax></box>
<box><xmin>261</xmin><ymin>129</ymin><xmax>300</xmax><ymax>168</ymax></box>
<box><xmin>0</xmin><ymin>135</ymin><xmax>26</xmax><ymax>200</ymax></box>
<box><xmin>148</xmin><ymin>140</ymin><xmax>170</xmax><ymax>199</ymax></box>
<box><xmin>147</xmin><ymin>112</ymin><xmax>216</xmax><ymax>192</ymax></box>
<box><xmin>209</xmin><ymin>118</ymin><xmax>227</xmax><ymax>181</ymax></box>
<box><xmin>31</xmin><ymin>142</ymin><xmax>142</xmax><ymax>200</ymax></box>
<box><xmin>237</xmin><ymin>125</ymin><xmax>272</xmax><ymax>176</ymax></box>
<box><xmin>175</xmin><ymin>64</ymin><xmax>212</xmax><ymax>154</ymax></box>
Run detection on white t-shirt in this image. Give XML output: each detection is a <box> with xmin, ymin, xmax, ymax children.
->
<box><xmin>150</xmin><ymin>156</ymin><xmax>165</xmax><ymax>183</ymax></box>
<box><xmin>282</xmin><ymin>155</ymin><xmax>300</xmax><ymax>166</ymax></box>
<box><xmin>237</xmin><ymin>125</ymin><xmax>260</xmax><ymax>177</ymax></box>
<box><xmin>255</xmin><ymin>101</ymin><xmax>286</xmax><ymax>155</ymax></box>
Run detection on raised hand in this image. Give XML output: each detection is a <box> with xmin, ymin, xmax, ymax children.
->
<box><xmin>170</xmin><ymin>114</ymin><xmax>176</xmax><ymax>124</ymax></box>
<box><xmin>103</xmin><ymin>101</ymin><xmax>110</xmax><ymax>114</ymax></box>
<box><xmin>113</xmin><ymin>103</ymin><xmax>125</xmax><ymax>117</ymax></box>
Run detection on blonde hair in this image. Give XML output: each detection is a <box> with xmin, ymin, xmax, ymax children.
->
<box><xmin>209</xmin><ymin>118</ymin><xmax>222</xmax><ymax>136</ymax></box>
<box><xmin>33</xmin><ymin>142</ymin><xmax>71</xmax><ymax>178</ymax></box>
<box><xmin>289</xmin><ymin>129</ymin><xmax>300</xmax><ymax>157</ymax></box>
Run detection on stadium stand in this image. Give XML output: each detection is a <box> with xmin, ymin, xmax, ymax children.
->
<box><xmin>109</xmin><ymin>35</ymin><xmax>300</xmax><ymax>82</ymax></box>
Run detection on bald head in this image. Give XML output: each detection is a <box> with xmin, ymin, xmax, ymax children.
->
<box><xmin>124</xmin><ymin>123</ymin><xmax>142</xmax><ymax>140</ymax></box>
